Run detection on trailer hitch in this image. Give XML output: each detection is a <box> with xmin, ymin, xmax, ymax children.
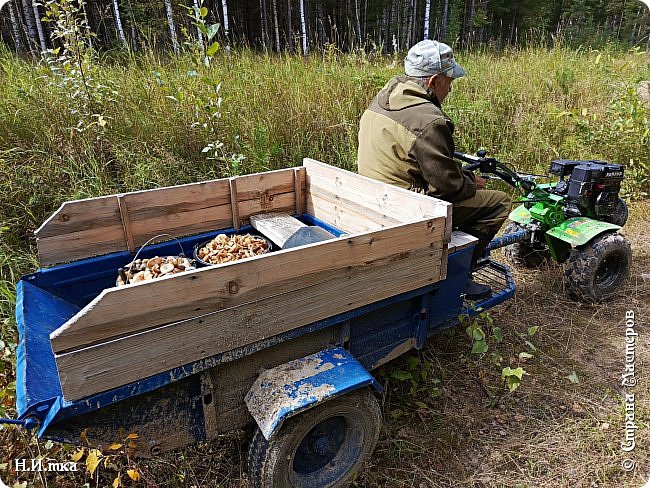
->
<box><xmin>0</xmin><ymin>417</ymin><xmax>38</xmax><ymax>430</ymax></box>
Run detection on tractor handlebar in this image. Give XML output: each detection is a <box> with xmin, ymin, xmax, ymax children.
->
<box><xmin>455</xmin><ymin>151</ymin><xmax>536</xmax><ymax>194</ymax></box>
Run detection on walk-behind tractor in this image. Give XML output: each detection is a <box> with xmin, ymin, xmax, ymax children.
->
<box><xmin>455</xmin><ymin>150</ymin><xmax>632</xmax><ymax>303</ymax></box>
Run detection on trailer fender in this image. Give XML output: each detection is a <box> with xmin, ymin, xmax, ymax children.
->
<box><xmin>244</xmin><ymin>347</ymin><xmax>382</xmax><ymax>440</ymax></box>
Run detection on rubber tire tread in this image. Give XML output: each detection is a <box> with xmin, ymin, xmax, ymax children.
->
<box><xmin>502</xmin><ymin>222</ymin><xmax>550</xmax><ymax>268</ymax></box>
<box><xmin>563</xmin><ymin>232</ymin><xmax>632</xmax><ymax>303</ymax></box>
<box><xmin>247</xmin><ymin>389</ymin><xmax>381</xmax><ymax>488</ymax></box>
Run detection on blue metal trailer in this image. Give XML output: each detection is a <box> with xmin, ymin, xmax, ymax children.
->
<box><xmin>9</xmin><ymin>214</ymin><xmax>514</xmax><ymax>487</ymax></box>
<box><xmin>6</xmin><ymin>159</ymin><xmax>519</xmax><ymax>487</ymax></box>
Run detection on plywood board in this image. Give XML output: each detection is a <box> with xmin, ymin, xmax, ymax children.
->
<box><xmin>50</xmin><ymin>219</ymin><xmax>444</xmax><ymax>353</ymax></box>
<box><xmin>55</xmin><ymin>247</ymin><xmax>442</xmax><ymax>400</ymax></box>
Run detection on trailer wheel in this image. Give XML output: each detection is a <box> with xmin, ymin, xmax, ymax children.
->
<box><xmin>603</xmin><ymin>198</ymin><xmax>628</xmax><ymax>227</ymax></box>
<box><xmin>502</xmin><ymin>222</ymin><xmax>550</xmax><ymax>268</ymax></box>
<box><xmin>247</xmin><ymin>389</ymin><xmax>381</xmax><ymax>488</ymax></box>
<box><xmin>563</xmin><ymin>232</ymin><xmax>631</xmax><ymax>303</ymax></box>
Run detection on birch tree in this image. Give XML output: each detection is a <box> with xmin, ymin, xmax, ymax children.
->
<box><xmin>423</xmin><ymin>0</ymin><xmax>431</xmax><ymax>39</ymax></box>
<box><xmin>164</xmin><ymin>0</ymin><xmax>179</xmax><ymax>54</ymax></box>
<box><xmin>354</xmin><ymin>0</ymin><xmax>361</xmax><ymax>48</ymax></box>
<box><xmin>32</xmin><ymin>0</ymin><xmax>47</xmax><ymax>51</ymax></box>
<box><xmin>20</xmin><ymin>0</ymin><xmax>38</xmax><ymax>54</ymax></box>
<box><xmin>299</xmin><ymin>0</ymin><xmax>307</xmax><ymax>54</ymax></box>
<box><xmin>112</xmin><ymin>0</ymin><xmax>127</xmax><ymax>48</ymax></box>
<box><xmin>271</xmin><ymin>0</ymin><xmax>280</xmax><ymax>51</ymax></box>
<box><xmin>221</xmin><ymin>0</ymin><xmax>230</xmax><ymax>54</ymax></box>
<box><xmin>8</xmin><ymin>1</ymin><xmax>23</xmax><ymax>54</ymax></box>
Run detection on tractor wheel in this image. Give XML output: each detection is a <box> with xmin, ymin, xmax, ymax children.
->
<box><xmin>502</xmin><ymin>222</ymin><xmax>550</xmax><ymax>268</ymax></box>
<box><xmin>563</xmin><ymin>232</ymin><xmax>632</xmax><ymax>303</ymax></box>
<box><xmin>603</xmin><ymin>198</ymin><xmax>629</xmax><ymax>227</ymax></box>
<box><xmin>247</xmin><ymin>389</ymin><xmax>381</xmax><ymax>488</ymax></box>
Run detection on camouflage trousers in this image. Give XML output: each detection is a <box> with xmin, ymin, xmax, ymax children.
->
<box><xmin>452</xmin><ymin>189</ymin><xmax>511</xmax><ymax>264</ymax></box>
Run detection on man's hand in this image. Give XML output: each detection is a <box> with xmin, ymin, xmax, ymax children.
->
<box><xmin>475</xmin><ymin>175</ymin><xmax>487</xmax><ymax>190</ymax></box>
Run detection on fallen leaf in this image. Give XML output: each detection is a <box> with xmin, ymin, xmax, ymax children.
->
<box><xmin>112</xmin><ymin>475</ymin><xmax>121</xmax><ymax>488</ymax></box>
<box><xmin>599</xmin><ymin>422</ymin><xmax>610</xmax><ymax>431</ymax></box>
<box><xmin>127</xmin><ymin>468</ymin><xmax>140</xmax><ymax>481</ymax></box>
<box><xmin>125</xmin><ymin>433</ymin><xmax>139</xmax><ymax>440</ymax></box>
<box><xmin>70</xmin><ymin>448</ymin><xmax>85</xmax><ymax>462</ymax></box>
<box><xmin>108</xmin><ymin>443</ymin><xmax>123</xmax><ymax>450</ymax></box>
<box><xmin>572</xmin><ymin>403</ymin><xmax>585</xmax><ymax>413</ymax></box>
<box><xmin>565</xmin><ymin>371</ymin><xmax>580</xmax><ymax>384</ymax></box>
<box><xmin>86</xmin><ymin>449</ymin><xmax>101</xmax><ymax>476</ymax></box>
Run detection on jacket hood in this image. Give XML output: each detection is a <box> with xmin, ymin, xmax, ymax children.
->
<box><xmin>376</xmin><ymin>76</ymin><xmax>440</xmax><ymax>112</ymax></box>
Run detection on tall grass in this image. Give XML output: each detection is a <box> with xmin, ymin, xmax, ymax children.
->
<box><xmin>0</xmin><ymin>45</ymin><xmax>648</xmax><ymax>293</ymax></box>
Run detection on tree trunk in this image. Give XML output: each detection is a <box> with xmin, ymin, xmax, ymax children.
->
<box><xmin>363</xmin><ymin>0</ymin><xmax>367</xmax><ymax>43</ymax></box>
<box><xmin>221</xmin><ymin>0</ymin><xmax>230</xmax><ymax>54</ymax></box>
<box><xmin>193</xmin><ymin>0</ymin><xmax>204</xmax><ymax>46</ymax></box>
<box><xmin>272</xmin><ymin>0</ymin><xmax>280</xmax><ymax>51</ymax></box>
<box><xmin>112</xmin><ymin>0</ymin><xmax>128</xmax><ymax>48</ymax></box>
<box><xmin>20</xmin><ymin>0</ymin><xmax>38</xmax><ymax>55</ymax></box>
<box><xmin>164</xmin><ymin>0</ymin><xmax>179</xmax><ymax>54</ymax></box>
<box><xmin>440</xmin><ymin>0</ymin><xmax>449</xmax><ymax>42</ymax></box>
<box><xmin>423</xmin><ymin>0</ymin><xmax>431</xmax><ymax>40</ymax></box>
<box><xmin>406</xmin><ymin>0</ymin><xmax>412</xmax><ymax>47</ymax></box>
<box><xmin>8</xmin><ymin>1</ymin><xmax>23</xmax><ymax>54</ymax></box>
<box><xmin>31</xmin><ymin>0</ymin><xmax>47</xmax><ymax>51</ymax></box>
<box><xmin>299</xmin><ymin>0</ymin><xmax>307</xmax><ymax>54</ymax></box>
<box><xmin>354</xmin><ymin>0</ymin><xmax>361</xmax><ymax>48</ymax></box>
<box><xmin>287</xmin><ymin>0</ymin><xmax>293</xmax><ymax>51</ymax></box>
<box><xmin>509</xmin><ymin>3</ymin><xmax>518</xmax><ymax>45</ymax></box>
<box><xmin>464</xmin><ymin>0</ymin><xmax>475</xmax><ymax>48</ymax></box>
<box><xmin>262</xmin><ymin>0</ymin><xmax>270</xmax><ymax>51</ymax></box>
<box><xmin>259</xmin><ymin>0</ymin><xmax>267</xmax><ymax>50</ymax></box>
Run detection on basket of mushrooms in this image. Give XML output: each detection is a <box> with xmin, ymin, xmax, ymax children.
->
<box><xmin>194</xmin><ymin>233</ymin><xmax>271</xmax><ymax>266</ymax></box>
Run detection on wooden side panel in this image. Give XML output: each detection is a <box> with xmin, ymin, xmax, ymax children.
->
<box><xmin>303</xmin><ymin>158</ymin><xmax>452</xmax><ymax>240</ymax></box>
<box><xmin>35</xmin><ymin>169</ymin><xmax>306</xmax><ymax>267</ymax></box>
<box><xmin>50</xmin><ymin>219</ymin><xmax>445</xmax><ymax>353</ymax></box>
<box><xmin>55</xmin><ymin>245</ymin><xmax>443</xmax><ymax>401</ymax></box>
<box><xmin>35</xmin><ymin>199</ymin><xmax>125</xmax><ymax>266</ymax></box>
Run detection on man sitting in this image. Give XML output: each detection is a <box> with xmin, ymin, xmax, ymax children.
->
<box><xmin>357</xmin><ymin>39</ymin><xmax>511</xmax><ymax>300</ymax></box>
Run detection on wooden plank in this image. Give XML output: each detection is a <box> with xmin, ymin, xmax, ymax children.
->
<box><xmin>250</xmin><ymin>213</ymin><xmax>306</xmax><ymax>247</ymax></box>
<box><xmin>307</xmin><ymin>175</ymin><xmax>404</xmax><ymax>229</ymax></box>
<box><xmin>229</xmin><ymin>178</ymin><xmax>240</xmax><ymax>230</ymax></box>
<box><xmin>35</xmin><ymin>198</ymin><xmax>124</xmax><ymax>267</ymax></box>
<box><xmin>35</xmin><ymin>169</ymin><xmax>300</xmax><ymax>267</ymax></box>
<box><xmin>306</xmin><ymin>193</ymin><xmax>400</xmax><ymax>234</ymax></box>
<box><xmin>34</xmin><ymin>197</ymin><xmax>122</xmax><ymax>239</ymax></box>
<box><xmin>116</xmin><ymin>195</ymin><xmax>135</xmax><ymax>253</ymax></box>
<box><xmin>303</xmin><ymin>158</ymin><xmax>451</xmax><ymax>241</ymax></box>
<box><xmin>50</xmin><ymin>219</ymin><xmax>445</xmax><ymax>353</ymax></box>
<box><xmin>250</xmin><ymin>213</ymin><xmax>335</xmax><ymax>249</ymax></box>
<box><xmin>448</xmin><ymin>231</ymin><xmax>478</xmax><ymax>253</ymax></box>
<box><xmin>36</xmin><ymin>230</ymin><xmax>127</xmax><ymax>268</ymax></box>
<box><xmin>294</xmin><ymin>168</ymin><xmax>305</xmax><ymax>216</ymax></box>
<box><xmin>55</xmin><ymin>247</ymin><xmax>442</xmax><ymax>400</ymax></box>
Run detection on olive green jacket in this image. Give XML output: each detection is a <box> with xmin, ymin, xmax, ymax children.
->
<box><xmin>357</xmin><ymin>76</ymin><xmax>476</xmax><ymax>202</ymax></box>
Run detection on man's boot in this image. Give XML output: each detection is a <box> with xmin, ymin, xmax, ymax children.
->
<box><xmin>463</xmin><ymin>230</ymin><xmax>494</xmax><ymax>300</ymax></box>
<box><xmin>465</xmin><ymin>278</ymin><xmax>491</xmax><ymax>300</ymax></box>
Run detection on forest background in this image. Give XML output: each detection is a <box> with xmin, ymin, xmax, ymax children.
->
<box><xmin>0</xmin><ymin>0</ymin><xmax>649</xmax><ymax>486</ymax></box>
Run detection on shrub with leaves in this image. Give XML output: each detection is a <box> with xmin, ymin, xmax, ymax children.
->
<box><xmin>41</xmin><ymin>0</ymin><xmax>118</xmax><ymax>134</ymax></box>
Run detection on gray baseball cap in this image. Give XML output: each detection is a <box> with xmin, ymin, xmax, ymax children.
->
<box><xmin>404</xmin><ymin>40</ymin><xmax>466</xmax><ymax>79</ymax></box>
